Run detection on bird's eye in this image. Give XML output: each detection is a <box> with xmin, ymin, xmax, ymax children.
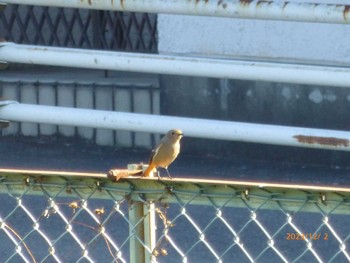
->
<box><xmin>172</xmin><ymin>132</ymin><xmax>175</xmax><ymax>135</ymax></box>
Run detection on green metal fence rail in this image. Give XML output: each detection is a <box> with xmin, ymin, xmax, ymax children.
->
<box><xmin>1</xmin><ymin>168</ymin><xmax>350</xmax><ymax>262</ymax></box>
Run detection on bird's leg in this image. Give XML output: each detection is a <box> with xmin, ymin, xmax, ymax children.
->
<box><xmin>156</xmin><ymin>170</ymin><xmax>162</xmax><ymax>180</ymax></box>
<box><xmin>165</xmin><ymin>168</ymin><xmax>172</xmax><ymax>179</ymax></box>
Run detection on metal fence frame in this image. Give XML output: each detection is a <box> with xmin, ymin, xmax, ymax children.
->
<box><xmin>1</xmin><ymin>168</ymin><xmax>350</xmax><ymax>263</ymax></box>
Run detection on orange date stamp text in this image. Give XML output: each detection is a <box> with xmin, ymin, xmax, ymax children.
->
<box><xmin>286</xmin><ymin>233</ymin><xmax>328</xmax><ymax>241</ymax></box>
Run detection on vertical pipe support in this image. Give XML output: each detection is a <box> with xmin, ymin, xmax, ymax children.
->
<box><xmin>128</xmin><ymin>164</ymin><xmax>157</xmax><ymax>263</ymax></box>
<box><xmin>143</xmin><ymin>166</ymin><xmax>157</xmax><ymax>262</ymax></box>
<box><xmin>129</xmin><ymin>200</ymin><xmax>146</xmax><ymax>263</ymax></box>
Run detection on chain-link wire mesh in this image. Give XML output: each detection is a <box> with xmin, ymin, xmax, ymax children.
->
<box><xmin>0</xmin><ymin>4</ymin><xmax>157</xmax><ymax>53</ymax></box>
<box><xmin>1</xmin><ymin>169</ymin><xmax>350</xmax><ymax>263</ymax></box>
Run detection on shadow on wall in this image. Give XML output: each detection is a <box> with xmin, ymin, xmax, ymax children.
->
<box><xmin>160</xmin><ymin>75</ymin><xmax>350</xmax><ymax>167</ymax></box>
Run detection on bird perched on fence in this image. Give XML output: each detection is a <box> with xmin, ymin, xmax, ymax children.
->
<box><xmin>143</xmin><ymin>129</ymin><xmax>183</xmax><ymax>179</ymax></box>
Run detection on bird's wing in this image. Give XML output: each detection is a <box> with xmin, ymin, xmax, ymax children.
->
<box><xmin>149</xmin><ymin>133</ymin><xmax>170</xmax><ymax>163</ymax></box>
<box><xmin>148</xmin><ymin>140</ymin><xmax>164</xmax><ymax>164</ymax></box>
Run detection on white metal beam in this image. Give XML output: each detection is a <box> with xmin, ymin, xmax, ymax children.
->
<box><xmin>1</xmin><ymin>42</ymin><xmax>350</xmax><ymax>87</ymax></box>
<box><xmin>0</xmin><ymin>101</ymin><xmax>350</xmax><ymax>151</ymax></box>
<box><xmin>0</xmin><ymin>0</ymin><xmax>349</xmax><ymax>24</ymax></box>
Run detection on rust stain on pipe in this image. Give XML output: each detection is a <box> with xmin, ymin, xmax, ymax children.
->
<box><xmin>257</xmin><ymin>1</ymin><xmax>273</xmax><ymax>7</ymax></box>
<box><xmin>120</xmin><ymin>0</ymin><xmax>124</xmax><ymax>9</ymax></box>
<box><xmin>282</xmin><ymin>1</ymin><xmax>290</xmax><ymax>9</ymax></box>
<box><xmin>293</xmin><ymin>135</ymin><xmax>350</xmax><ymax>147</ymax></box>
<box><xmin>344</xmin><ymin>6</ymin><xmax>350</xmax><ymax>21</ymax></box>
<box><xmin>240</xmin><ymin>0</ymin><xmax>253</xmax><ymax>6</ymax></box>
<box><xmin>241</xmin><ymin>0</ymin><xmax>274</xmax><ymax>8</ymax></box>
<box><xmin>217</xmin><ymin>0</ymin><xmax>227</xmax><ymax>8</ymax></box>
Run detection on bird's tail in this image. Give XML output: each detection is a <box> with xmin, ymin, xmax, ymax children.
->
<box><xmin>143</xmin><ymin>163</ymin><xmax>157</xmax><ymax>177</ymax></box>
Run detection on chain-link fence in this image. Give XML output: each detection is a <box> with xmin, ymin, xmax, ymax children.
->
<box><xmin>0</xmin><ymin>4</ymin><xmax>157</xmax><ymax>53</ymax></box>
<box><xmin>1</xmin><ymin>168</ymin><xmax>350</xmax><ymax>263</ymax></box>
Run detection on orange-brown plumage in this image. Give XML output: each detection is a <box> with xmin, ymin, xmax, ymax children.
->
<box><xmin>143</xmin><ymin>129</ymin><xmax>183</xmax><ymax>178</ymax></box>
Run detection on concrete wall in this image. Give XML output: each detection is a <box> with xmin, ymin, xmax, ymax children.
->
<box><xmin>158</xmin><ymin>0</ymin><xmax>350</xmax><ymax>164</ymax></box>
<box><xmin>158</xmin><ymin>0</ymin><xmax>350</xmax><ymax>65</ymax></box>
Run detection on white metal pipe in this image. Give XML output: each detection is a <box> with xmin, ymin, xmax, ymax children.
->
<box><xmin>1</xmin><ymin>42</ymin><xmax>350</xmax><ymax>87</ymax></box>
<box><xmin>1</xmin><ymin>0</ymin><xmax>349</xmax><ymax>24</ymax></box>
<box><xmin>1</xmin><ymin>101</ymin><xmax>350</xmax><ymax>151</ymax></box>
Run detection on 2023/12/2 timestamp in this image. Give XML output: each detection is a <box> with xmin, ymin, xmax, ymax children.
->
<box><xmin>286</xmin><ymin>233</ymin><xmax>328</xmax><ymax>241</ymax></box>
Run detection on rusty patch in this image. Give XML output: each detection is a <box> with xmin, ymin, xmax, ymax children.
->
<box><xmin>282</xmin><ymin>1</ymin><xmax>290</xmax><ymax>9</ymax></box>
<box><xmin>293</xmin><ymin>135</ymin><xmax>350</xmax><ymax>147</ymax></box>
<box><xmin>195</xmin><ymin>0</ymin><xmax>200</xmax><ymax>4</ymax></box>
<box><xmin>217</xmin><ymin>0</ymin><xmax>227</xmax><ymax>8</ymax></box>
<box><xmin>240</xmin><ymin>0</ymin><xmax>253</xmax><ymax>6</ymax></box>
<box><xmin>120</xmin><ymin>0</ymin><xmax>124</xmax><ymax>9</ymax></box>
<box><xmin>88</xmin><ymin>0</ymin><xmax>92</xmax><ymax>5</ymax></box>
<box><xmin>344</xmin><ymin>5</ymin><xmax>350</xmax><ymax>21</ymax></box>
<box><xmin>256</xmin><ymin>0</ymin><xmax>273</xmax><ymax>7</ymax></box>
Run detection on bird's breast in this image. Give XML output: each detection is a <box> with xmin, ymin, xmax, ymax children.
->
<box><xmin>152</xmin><ymin>142</ymin><xmax>180</xmax><ymax>168</ymax></box>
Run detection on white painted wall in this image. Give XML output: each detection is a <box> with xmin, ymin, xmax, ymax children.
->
<box><xmin>158</xmin><ymin>0</ymin><xmax>350</xmax><ymax>65</ymax></box>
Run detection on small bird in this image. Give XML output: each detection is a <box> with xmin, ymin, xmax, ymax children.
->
<box><xmin>143</xmin><ymin>129</ymin><xmax>183</xmax><ymax>178</ymax></box>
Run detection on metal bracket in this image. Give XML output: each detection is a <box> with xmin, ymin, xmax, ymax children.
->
<box><xmin>0</xmin><ymin>100</ymin><xmax>18</xmax><ymax>106</ymax></box>
<box><xmin>0</xmin><ymin>36</ymin><xmax>8</xmax><ymax>69</ymax></box>
<box><xmin>0</xmin><ymin>100</ymin><xmax>17</xmax><ymax>128</ymax></box>
<box><xmin>0</xmin><ymin>4</ymin><xmax>6</xmax><ymax>12</ymax></box>
<box><xmin>0</xmin><ymin>61</ymin><xmax>8</xmax><ymax>70</ymax></box>
<box><xmin>0</xmin><ymin>120</ymin><xmax>9</xmax><ymax>128</ymax></box>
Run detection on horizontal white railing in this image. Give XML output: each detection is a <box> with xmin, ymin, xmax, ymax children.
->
<box><xmin>1</xmin><ymin>101</ymin><xmax>350</xmax><ymax>151</ymax></box>
<box><xmin>0</xmin><ymin>2</ymin><xmax>349</xmax><ymax>152</ymax></box>
<box><xmin>1</xmin><ymin>42</ymin><xmax>350</xmax><ymax>87</ymax></box>
<box><xmin>1</xmin><ymin>0</ymin><xmax>349</xmax><ymax>24</ymax></box>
